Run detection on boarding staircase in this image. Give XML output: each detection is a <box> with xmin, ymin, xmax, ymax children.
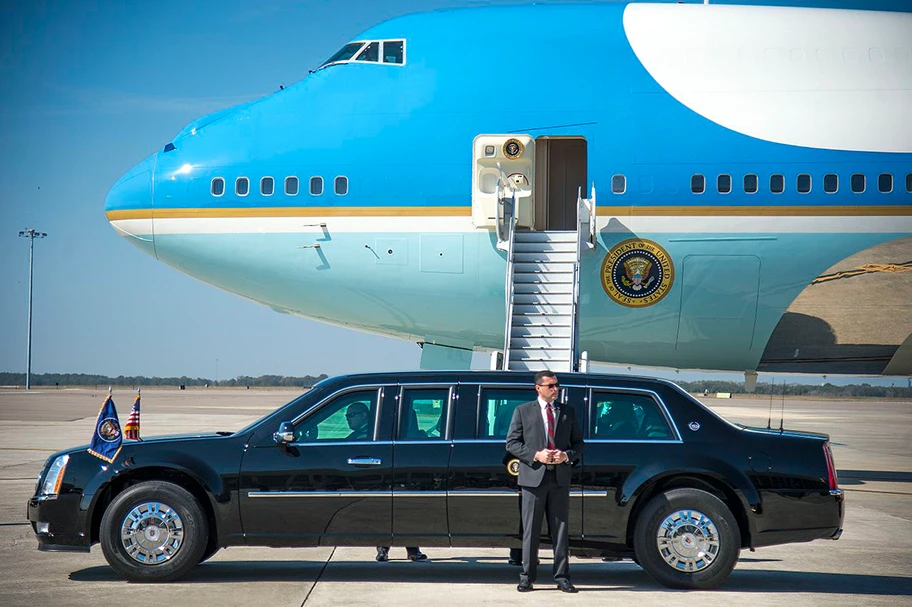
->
<box><xmin>497</xmin><ymin>180</ymin><xmax>596</xmax><ymax>372</ymax></box>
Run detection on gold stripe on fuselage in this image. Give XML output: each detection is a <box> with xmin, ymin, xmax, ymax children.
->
<box><xmin>105</xmin><ymin>205</ymin><xmax>911</xmax><ymax>222</ymax></box>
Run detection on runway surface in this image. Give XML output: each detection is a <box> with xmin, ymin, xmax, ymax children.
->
<box><xmin>1</xmin><ymin>387</ymin><xmax>909</xmax><ymax>606</ymax></box>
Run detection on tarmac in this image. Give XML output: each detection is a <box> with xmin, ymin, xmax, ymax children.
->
<box><xmin>0</xmin><ymin>387</ymin><xmax>910</xmax><ymax>606</ymax></box>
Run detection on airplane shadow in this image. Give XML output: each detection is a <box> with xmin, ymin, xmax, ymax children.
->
<box><xmin>69</xmin><ymin>560</ymin><xmax>911</xmax><ymax>595</ymax></box>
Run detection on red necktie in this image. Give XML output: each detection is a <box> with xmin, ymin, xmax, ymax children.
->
<box><xmin>546</xmin><ymin>404</ymin><xmax>556</xmax><ymax>450</ymax></box>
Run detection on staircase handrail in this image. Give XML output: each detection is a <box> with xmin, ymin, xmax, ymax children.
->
<box><xmin>501</xmin><ymin>212</ymin><xmax>518</xmax><ymax>370</ymax></box>
<box><xmin>572</xmin><ymin>187</ymin><xmax>586</xmax><ymax>372</ymax></box>
<box><xmin>495</xmin><ymin>162</ymin><xmax>516</xmax><ymax>250</ymax></box>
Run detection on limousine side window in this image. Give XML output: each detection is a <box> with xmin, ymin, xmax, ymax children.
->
<box><xmin>590</xmin><ymin>391</ymin><xmax>673</xmax><ymax>440</ymax></box>
<box><xmin>479</xmin><ymin>388</ymin><xmax>533</xmax><ymax>438</ymax></box>
<box><xmin>294</xmin><ymin>389</ymin><xmax>379</xmax><ymax>442</ymax></box>
<box><xmin>398</xmin><ymin>388</ymin><xmax>449</xmax><ymax>441</ymax></box>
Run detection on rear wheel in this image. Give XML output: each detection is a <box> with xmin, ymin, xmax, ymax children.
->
<box><xmin>100</xmin><ymin>481</ymin><xmax>207</xmax><ymax>582</ymax></box>
<box><xmin>634</xmin><ymin>488</ymin><xmax>740</xmax><ymax>589</ymax></box>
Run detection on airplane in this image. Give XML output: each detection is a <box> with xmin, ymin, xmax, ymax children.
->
<box><xmin>104</xmin><ymin>1</ymin><xmax>912</xmax><ymax>385</ymax></box>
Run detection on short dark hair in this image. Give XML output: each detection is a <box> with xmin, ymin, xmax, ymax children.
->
<box><xmin>533</xmin><ymin>370</ymin><xmax>557</xmax><ymax>385</ymax></box>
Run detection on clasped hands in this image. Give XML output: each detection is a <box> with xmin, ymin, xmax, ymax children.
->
<box><xmin>534</xmin><ymin>449</ymin><xmax>568</xmax><ymax>465</ymax></box>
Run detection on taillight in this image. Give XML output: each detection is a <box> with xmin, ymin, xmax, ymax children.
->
<box><xmin>823</xmin><ymin>442</ymin><xmax>839</xmax><ymax>490</ymax></box>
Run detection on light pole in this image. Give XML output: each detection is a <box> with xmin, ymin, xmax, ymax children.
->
<box><xmin>18</xmin><ymin>228</ymin><xmax>47</xmax><ymax>390</ymax></box>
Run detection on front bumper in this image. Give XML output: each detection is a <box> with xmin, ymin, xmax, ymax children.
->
<box><xmin>27</xmin><ymin>494</ymin><xmax>92</xmax><ymax>552</ymax></box>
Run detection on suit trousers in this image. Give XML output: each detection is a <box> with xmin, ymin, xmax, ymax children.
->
<box><xmin>519</xmin><ymin>468</ymin><xmax>570</xmax><ymax>583</ymax></box>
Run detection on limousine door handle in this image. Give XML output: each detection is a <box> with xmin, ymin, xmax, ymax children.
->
<box><xmin>347</xmin><ymin>457</ymin><xmax>382</xmax><ymax>467</ymax></box>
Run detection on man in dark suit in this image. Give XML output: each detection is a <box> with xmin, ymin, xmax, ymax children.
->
<box><xmin>506</xmin><ymin>370</ymin><xmax>584</xmax><ymax>593</ymax></box>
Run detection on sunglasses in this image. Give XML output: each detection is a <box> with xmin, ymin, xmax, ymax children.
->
<box><xmin>537</xmin><ymin>382</ymin><xmax>560</xmax><ymax>389</ymax></box>
<box><xmin>346</xmin><ymin>411</ymin><xmax>366</xmax><ymax>419</ymax></box>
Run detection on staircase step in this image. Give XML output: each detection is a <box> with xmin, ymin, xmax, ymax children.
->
<box><xmin>509</xmin><ymin>337</ymin><xmax>572</xmax><ymax>350</ymax></box>
<box><xmin>514</xmin><ymin>251</ymin><xmax>577</xmax><ymax>264</ymax></box>
<box><xmin>508</xmin><ymin>360</ymin><xmax>572</xmax><ymax>372</ymax></box>
<box><xmin>513</xmin><ymin>303</ymin><xmax>573</xmax><ymax>316</ymax></box>
<box><xmin>514</xmin><ymin>241</ymin><xmax>577</xmax><ymax>254</ymax></box>
<box><xmin>514</xmin><ymin>231</ymin><xmax>577</xmax><ymax>243</ymax></box>
<box><xmin>513</xmin><ymin>293</ymin><xmax>573</xmax><ymax>306</ymax></box>
<box><xmin>513</xmin><ymin>272</ymin><xmax>574</xmax><ymax>285</ymax></box>
<box><xmin>511</xmin><ymin>314</ymin><xmax>572</xmax><ymax>327</ymax></box>
<box><xmin>510</xmin><ymin>349</ymin><xmax>573</xmax><ymax>361</ymax></box>
<box><xmin>514</xmin><ymin>282</ymin><xmax>574</xmax><ymax>295</ymax></box>
<box><xmin>511</xmin><ymin>324</ymin><xmax>573</xmax><ymax>338</ymax></box>
<box><xmin>514</xmin><ymin>262</ymin><xmax>576</xmax><ymax>274</ymax></box>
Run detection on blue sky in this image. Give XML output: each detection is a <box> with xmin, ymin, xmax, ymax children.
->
<box><xmin>1</xmin><ymin>0</ymin><xmax>909</xmax><ymax>385</ymax></box>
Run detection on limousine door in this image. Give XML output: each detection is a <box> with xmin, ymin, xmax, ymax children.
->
<box><xmin>446</xmin><ymin>383</ymin><xmax>584</xmax><ymax>547</ymax></box>
<box><xmin>238</xmin><ymin>386</ymin><xmax>394</xmax><ymax>547</ymax></box>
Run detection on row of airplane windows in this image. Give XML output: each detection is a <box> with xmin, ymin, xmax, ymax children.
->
<box><xmin>210</xmin><ymin>176</ymin><xmax>348</xmax><ymax>197</ymax></box>
<box><xmin>211</xmin><ymin>172</ymin><xmax>912</xmax><ymax>199</ymax></box>
<box><xmin>610</xmin><ymin>173</ymin><xmax>912</xmax><ymax>195</ymax></box>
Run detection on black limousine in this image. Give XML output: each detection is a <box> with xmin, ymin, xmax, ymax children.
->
<box><xmin>28</xmin><ymin>371</ymin><xmax>843</xmax><ymax>588</ymax></box>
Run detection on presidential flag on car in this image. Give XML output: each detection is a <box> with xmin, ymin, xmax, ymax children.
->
<box><xmin>124</xmin><ymin>390</ymin><xmax>141</xmax><ymax>441</ymax></box>
<box><xmin>87</xmin><ymin>392</ymin><xmax>123</xmax><ymax>463</ymax></box>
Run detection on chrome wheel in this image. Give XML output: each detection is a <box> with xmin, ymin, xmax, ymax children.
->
<box><xmin>655</xmin><ymin>509</ymin><xmax>720</xmax><ymax>572</ymax></box>
<box><xmin>120</xmin><ymin>501</ymin><xmax>185</xmax><ymax>564</ymax></box>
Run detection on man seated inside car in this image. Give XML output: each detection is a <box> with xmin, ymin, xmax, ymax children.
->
<box><xmin>345</xmin><ymin>402</ymin><xmax>371</xmax><ymax>440</ymax></box>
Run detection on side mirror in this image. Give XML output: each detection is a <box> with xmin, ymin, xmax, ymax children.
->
<box><xmin>273</xmin><ymin>421</ymin><xmax>295</xmax><ymax>445</ymax></box>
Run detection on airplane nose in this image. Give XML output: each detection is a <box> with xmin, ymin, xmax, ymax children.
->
<box><xmin>105</xmin><ymin>154</ymin><xmax>156</xmax><ymax>256</ymax></box>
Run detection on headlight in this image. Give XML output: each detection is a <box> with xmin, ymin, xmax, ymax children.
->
<box><xmin>39</xmin><ymin>454</ymin><xmax>69</xmax><ymax>497</ymax></box>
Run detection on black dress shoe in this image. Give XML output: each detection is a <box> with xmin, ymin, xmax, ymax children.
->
<box><xmin>407</xmin><ymin>550</ymin><xmax>428</xmax><ymax>561</ymax></box>
<box><xmin>376</xmin><ymin>548</ymin><xmax>389</xmax><ymax>562</ymax></box>
<box><xmin>556</xmin><ymin>579</ymin><xmax>578</xmax><ymax>593</ymax></box>
<box><xmin>508</xmin><ymin>557</ymin><xmax>523</xmax><ymax>566</ymax></box>
<box><xmin>517</xmin><ymin>580</ymin><xmax>534</xmax><ymax>592</ymax></box>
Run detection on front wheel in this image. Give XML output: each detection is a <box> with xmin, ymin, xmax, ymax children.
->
<box><xmin>634</xmin><ymin>488</ymin><xmax>740</xmax><ymax>589</ymax></box>
<box><xmin>100</xmin><ymin>481</ymin><xmax>208</xmax><ymax>582</ymax></box>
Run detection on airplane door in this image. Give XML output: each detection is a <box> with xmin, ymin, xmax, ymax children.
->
<box><xmin>472</xmin><ymin>135</ymin><xmax>535</xmax><ymax>230</ymax></box>
<box><xmin>534</xmin><ymin>137</ymin><xmax>587</xmax><ymax>231</ymax></box>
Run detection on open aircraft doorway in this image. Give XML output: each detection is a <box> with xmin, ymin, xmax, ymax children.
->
<box><xmin>534</xmin><ymin>137</ymin><xmax>587</xmax><ymax>231</ymax></box>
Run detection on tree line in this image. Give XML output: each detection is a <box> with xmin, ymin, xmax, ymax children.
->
<box><xmin>0</xmin><ymin>372</ymin><xmax>328</xmax><ymax>389</ymax></box>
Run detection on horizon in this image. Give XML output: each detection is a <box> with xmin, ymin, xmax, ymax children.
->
<box><xmin>2</xmin><ymin>0</ymin><xmax>910</xmax><ymax>388</ymax></box>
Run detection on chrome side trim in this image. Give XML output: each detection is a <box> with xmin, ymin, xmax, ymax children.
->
<box><xmin>392</xmin><ymin>491</ymin><xmax>447</xmax><ymax>498</ymax></box>
<box><xmin>447</xmin><ymin>491</ymin><xmax>518</xmax><ymax>497</ymax></box>
<box><xmin>248</xmin><ymin>491</ymin><xmax>392</xmax><ymax>498</ymax></box>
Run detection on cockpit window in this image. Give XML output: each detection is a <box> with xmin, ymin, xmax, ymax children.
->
<box><xmin>321</xmin><ymin>42</ymin><xmax>365</xmax><ymax>67</ymax></box>
<box><xmin>383</xmin><ymin>40</ymin><xmax>404</xmax><ymax>64</ymax></box>
<box><xmin>355</xmin><ymin>42</ymin><xmax>380</xmax><ymax>62</ymax></box>
<box><xmin>320</xmin><ymin>39</ymin><xmax>405</xmax><ymax>69</ymax></box>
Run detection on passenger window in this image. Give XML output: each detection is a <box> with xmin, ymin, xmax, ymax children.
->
<box><xmin>310</xmin><ymin>176</ymin><xmax>323</xmax><ymax>196</ymax></box>
<box><xmin>691</xmin><ymin>174</ymin><xmax>705</xmax><ymax>194</ymax></box>
<box><xmin>236</xmin><ymin>177</ymin><xmax>249</xmax><ymax>197</ymax></box>
<box><xmin>824</xmin><ymin>173</ymin><xmax>838</xmax><ymax>193</ymax></box>
<box><xmin>211</xmin><ymin>177</ymin><xmax>225</xmax><ymax>197</ymax></box>
<box><xmin>611</xmin><ymin>174</ymin><xmax>626</xmax><ymax>194</ymax></box>
<box><xmin>260</xmin><ymin>176</ymin><xmax>274</xmax><ymax>196</ymax></box>
<box><xmin>744</xmin><ymin>174</ymin><xmax>758</xmax><ymax>194</ymax></box>
<box><xmin>797</xmin><ymin>174</ymin><xmax>811</xmax><ymax>193</ymax></box>
<box><xmin>383</xmin><ymin>40</ymin><xmax>404</xmax><ymax>64</ymax></box>
<box><xmin>590</xmin><ymin>391</ymin><xmax>672</xmax><ymax>440</ymax></box>
<box><xmin>334</xmin><ymin>176</ymin><xmax>348</xmax><ymax>196</ymax></box>
<box><xmin>479</xmin><ymin>388</ymin><xmax>532</xmax><ymax>439</ymax></box>
<box><xmin>355</xmin><ymin>41</ymin><xmax>379</xmax><ymax>62</ymax></box>
<box><xmin>294</xmin><ymin>389</ymin><xmax>379</xmax><ymax>443</ymax></box>
<box><xmin>398</xmin><ymin>388</ymin><xmax>449</xmax><ymax>441</ymax></box>
<box><xmin>285</xmin><ymin>176</ymin><xmax>299</xmax><ymax>196</ymax></box>
<box><xmin>770</xmin><ymin>174</ymin><xmax>785</xmax><ymax>194</ymax></box>
<box><xmin>878</xmin><ymin>173</ymin><xmax>893</xmax><ymax>193</ymax></box>
<box><xmin>717</xmin><ymin>174</ymin><xmax>731</xmax><ymax>194</ymax></box>
<box><xmin>851</xmin><ymin>173</ymin><xmax>865</xmax><ymax>193</ymax></box>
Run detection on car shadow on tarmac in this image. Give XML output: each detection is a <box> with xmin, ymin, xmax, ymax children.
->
<box><xmin>68</xmin><ymin>560</ymin><xmax>911</xmax><ymax>596</ymax></box>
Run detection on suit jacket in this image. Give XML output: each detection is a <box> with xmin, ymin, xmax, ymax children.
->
<box><xmin>506</xmin><ymin>400</ymin><xmax>584</xmax><ymax>488</ymax></box>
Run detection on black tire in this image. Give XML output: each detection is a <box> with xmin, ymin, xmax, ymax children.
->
<box><xmin>100</xmin><ymin>481</ymin><xmax>208</xmax><ymax>582</ymax></box>
<box><xmin>633</xmin><ymin>488</ymin><xmax>740</xmax><ymax>589</ymax></box>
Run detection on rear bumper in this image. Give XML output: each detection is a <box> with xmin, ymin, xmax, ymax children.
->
<box><xmin>751</xmin><ymin>487</ymin><xmax>845</xmax><ymax>548</ymax></box>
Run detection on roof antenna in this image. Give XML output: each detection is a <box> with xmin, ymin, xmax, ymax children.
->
<box><xmin>767</xmin><ymin>378</ymin><xmax>774</xmax><ymax>430</ymax></box>
<box><xmin>778</xmin><ymin>380</ymin><xmax>786</xmax><ymax>433</ymax></box>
